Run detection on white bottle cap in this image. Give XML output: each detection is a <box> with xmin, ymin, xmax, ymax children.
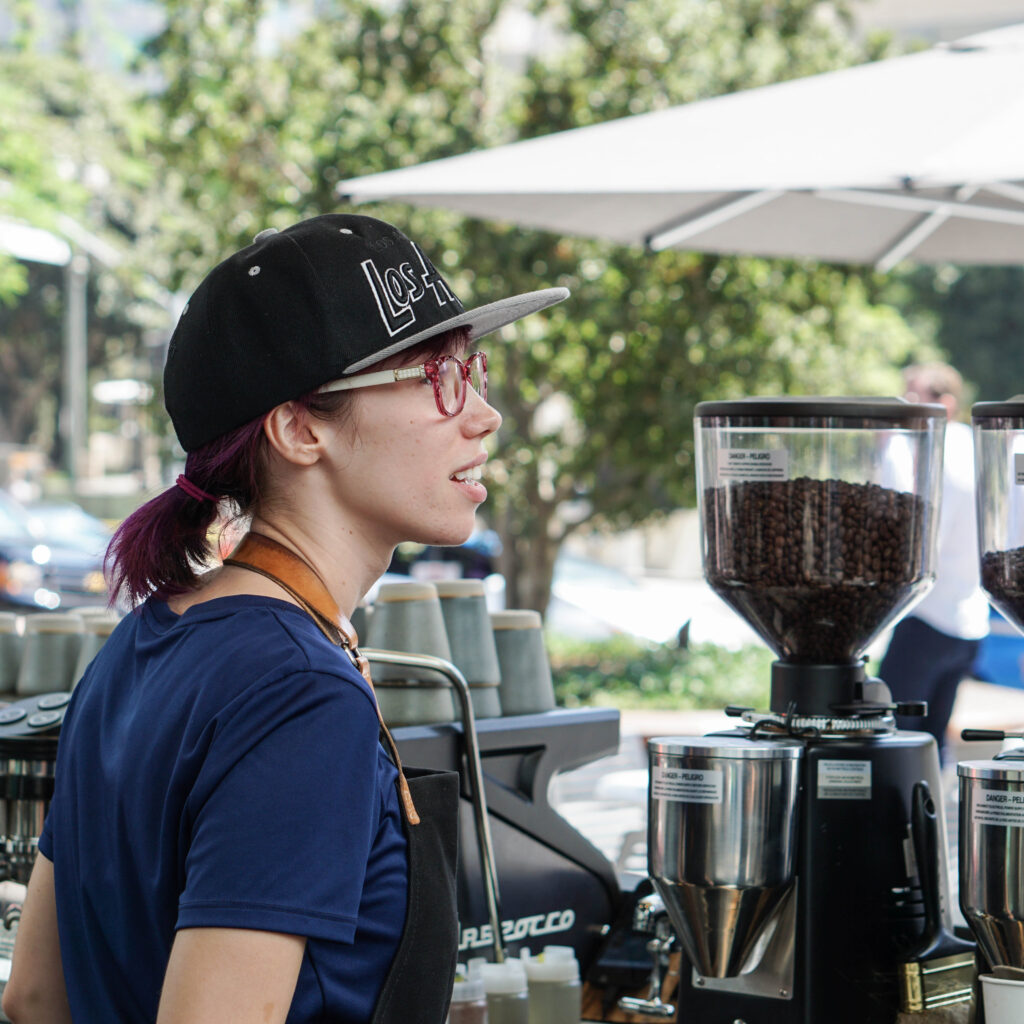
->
<box><xmin>479</xmin><ymin>960</ymin><xmax>528</xmax><ymax>994</ymax></box>
<box><xmin>520</xmin><ymin>945</ymin><xmax>580</xmax><ymax>983</ymax></box>
<box><xmin>451</xmin><ymin>976</ymin><xmax>486</xmax><ymax>1003</ymax></box>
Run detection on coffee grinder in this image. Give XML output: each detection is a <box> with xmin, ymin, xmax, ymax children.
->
<box><xmin>645</xmin><ymin>397</ymin><xmax>959</xmax><ymax>1024</ymax></box>
<box><xmin>958</xmin><ymin>399</ymin><xmax>1024</xmax><ymax>975</ymax></box>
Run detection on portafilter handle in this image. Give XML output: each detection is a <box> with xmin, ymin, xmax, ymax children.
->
<box><xmin>618</xmin><ymin>893</ymin><xmax>676</xmax><ymax>1019</ymax></box>
<box><xmin>961</xmin><ymin>729</ymin><xmax>1024</xmax><ymax>742</ymax></box>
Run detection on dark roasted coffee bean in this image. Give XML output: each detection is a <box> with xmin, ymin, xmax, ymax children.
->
<box><xmin>981</xmin><ymin>547</ymin><xmax>1024</xmax><ymax>635</ymax></box>
<box><xmin>703</xmin><ymin>477</ymin><xmax>928</xmax><ymax>663</ymax></box>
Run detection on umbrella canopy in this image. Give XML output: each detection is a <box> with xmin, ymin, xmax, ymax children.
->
<box><xmin>339</xmin><ymin>23</ymin><xmax>1024</xmax><ymax>269</ymax></box>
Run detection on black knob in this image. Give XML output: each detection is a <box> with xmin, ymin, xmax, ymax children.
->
<box><xmin>724</xmin><ymin>705</ymin><xmax>752</xmax><ymax>717</ymax></box>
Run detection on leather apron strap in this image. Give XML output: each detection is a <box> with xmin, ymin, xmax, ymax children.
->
<box><xmin>224</xmin><ymin>532</ymin><xmax>420</xmax><ymax>825</ymax></box>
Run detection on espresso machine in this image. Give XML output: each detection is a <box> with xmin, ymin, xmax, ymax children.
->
<box><xmin>958</xmin><ymin>399</ymin><xmax>1024</xmax><ymax>983</ymax></box>
<box><xmin>645</xmin><ymin>397</ymin><xmax>963</xmax><ymax>1024</ymax></box>
<box><xmin>0</xmin><ymin>692</ymin><xmax>67</xmax><ymax>888</ymax></box>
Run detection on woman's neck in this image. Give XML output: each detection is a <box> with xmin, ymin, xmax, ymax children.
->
<box><xmin>243</xmin><ymin>516</ymin><xmax>390</xmax><ymax>617</ymax></box>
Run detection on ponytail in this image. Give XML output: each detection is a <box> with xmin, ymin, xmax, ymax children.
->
<box><xmin>106</xmin><ymin>418</ymin><xmax>266</xmax><ymax>608</ymax></box>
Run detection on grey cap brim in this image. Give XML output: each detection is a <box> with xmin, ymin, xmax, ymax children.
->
<box><xmin>344</xmin><ymin>286</ymin><xmax>569</xmax><ymax>372</ymax></box>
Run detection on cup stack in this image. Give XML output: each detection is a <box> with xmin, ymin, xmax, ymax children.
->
<box><xmin>72</xmin><ymin>611</ymin><xmax>122</xmax><ymax>686</ymax></box>
<box><xmin>349</xmin><ymin>602</ymin><xmax>370</xmax><ymax>646</ymax></box>
<box><xmin>435</xmin><ymin>579</ymin><xmax>502</xmax><ymax>719</ymax></box>
<box><xmin>0</xmin><ymin>613</ymin><xmax>23</xmax><ymax>694</ymax></box>
<box><xmin>365</xmin><ymin>581</ymin><xmax>458</xmax><ymax>726</ymax></box>
<box><xmin>490</xmin><ymin>610</ymin><xmax>556</xmax><ymax>715</ymax></box>
<box><xmin>17</xmin><ymin>613</ymin><xmax>85</xmax><ymax>695</ymax></box>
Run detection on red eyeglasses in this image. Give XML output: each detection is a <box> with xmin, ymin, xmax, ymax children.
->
<box><xmin>320</xmin><ymin>352</ymin><xmax>488</xmax><ymax>417</ymax></box>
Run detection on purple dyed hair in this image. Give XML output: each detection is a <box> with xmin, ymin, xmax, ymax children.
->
<box><xmin>106</xmin><ymin>328</ymin><xmax>473</xmax><ymax>607</ymax></box>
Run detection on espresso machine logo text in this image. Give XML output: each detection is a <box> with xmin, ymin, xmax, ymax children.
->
<box><xmin>459</xmin><ymin>909</ymin><xmax>576</xmax><ymax>951</ymax></box>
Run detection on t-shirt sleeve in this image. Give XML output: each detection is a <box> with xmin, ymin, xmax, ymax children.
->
<box><xmin>38</xmin><ymin>813</ymin><xmax>53</xmax><ymax>860</ymax></box>
<box><xmin>176</xmin><ymin>667</ymin><xmax>384</xmax><ymax>944</ymax></box>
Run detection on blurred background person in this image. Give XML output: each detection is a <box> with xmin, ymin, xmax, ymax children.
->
<box><xmin>880</xmin><ymin>362</ymin><xmax>990</xmax><ymax>763</ymax></box>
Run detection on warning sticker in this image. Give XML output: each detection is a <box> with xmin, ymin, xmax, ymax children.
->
<box><xmin>973</xmin><ymin>788</ymin><xmax>1024</xmax><ymax>828</ymax></box>
<box><xmin>817</xmin><ymin>760</ymin><xmax>872</xmax><ymax>800</ymax></box>
<box><xmin>717</xmin><ymin>448</ymin><xmax>789</xmax><ymax>482</ymax></box>
<box><xmin>1015</xmin><ymin>452</ymin><xmax>1024</xmax><ymax>486</ymax></box>
<box><xmin>651</xmin><ymin>765</ymin><xmax>724</xmax><ymax>804</ymax></box>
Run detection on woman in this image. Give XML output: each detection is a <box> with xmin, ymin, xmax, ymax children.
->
<box><xmin>3</xmin><ymin>214</ymin><xmax>568</xmax><ymax>1024</ymax></box>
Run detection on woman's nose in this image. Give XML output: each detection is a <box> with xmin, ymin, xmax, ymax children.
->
<box><xmin>462</xmin><ymin>387</ymin><xmax>502</xmax><ymax>436</ymax></box>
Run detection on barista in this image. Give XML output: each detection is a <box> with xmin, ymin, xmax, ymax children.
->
<box><xmin>3</xmin><ymin>214</ymin><xmax>567</xmax><ymax>1024</ymax></box>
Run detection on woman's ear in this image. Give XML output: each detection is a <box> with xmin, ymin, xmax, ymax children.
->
<box><xmin>263</xmin><ymin>402</ymin><xmax>322</xmax><ymax>466</ymax></box>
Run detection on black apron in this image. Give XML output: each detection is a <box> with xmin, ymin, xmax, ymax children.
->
<box><xmin>225</xmin><ymin>533</ymin><xmax>459</xmax><ymax>1024</ymax></box>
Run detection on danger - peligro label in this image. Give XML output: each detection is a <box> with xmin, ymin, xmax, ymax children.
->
<box><xmin>651</xmin><ymin>765</ymin><xmax>724</xmax><ymax>804</ymax></box>
<box><xmin>716</xmin><ymin>449</ymin><xmax>789</xmax><ymax>482</ymax></box>
<box><xmin>973</xmin><ymin>788</ymin><xmax>1024</xmax><ymax>827</ymax></box>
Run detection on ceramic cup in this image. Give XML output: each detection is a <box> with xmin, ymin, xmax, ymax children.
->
<box><xmin>435</xmin><ymin>579</ymin><xmax>502</xmax><ymax>719</ymax></box>
<box><xmin>365</xmin><ymin>581</ymin><xmax>458</xmax><ymax>726</ymax></box>
<box><xmin>0</xmin><ymin>613</ymin><xmax>24</xmax><ymax>694</ymax></box>
<box><xmin>490</xmin><ymin>609</ymin><xmax>556</xmax><ymax>715</ymax></box>
<box><xmin>17</xmin><ymin>613</ymin><xmax>85</xmax><ymax>695</ymax></box>
<box><xmin>72</xmin><ymin>611</ymin><xmax>121</xmax><ymax>686</ymax></box>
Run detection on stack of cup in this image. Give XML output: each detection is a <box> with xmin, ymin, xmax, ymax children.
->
<box><xmin>435</xmin><ymin>579</ymin><xmax>502</xmax><ymax>719</ymax></box>
<box><xmin>365</xmin><ymin>581</ymin><xmax>458</xmax><ymax>726</ymax></box>
<box><xmin>17</xmin><ymin>613</ymin><xmax>84</xmax><ymax>695</ymax></box>
<box><xmin>72</xmin><ymin>611</ymin><xmax>121</xmax><ymax>686</ymax></box>
<box><xmin>0</xmin><ymin>613</ymin><xmax>23</xmax><ymax>694</ymax></box>
<box><xmin>490</xmin><ymin>610</ymin><xmax>555</xmax><ymax>715</ymax></box>
<box><xmin>349</xmin><ymin>602</ymin><xmax>370</xmax><ymax>645</ymax></box>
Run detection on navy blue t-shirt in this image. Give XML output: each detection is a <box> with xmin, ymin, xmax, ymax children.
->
<box><xmin>39</xmin><ymin>594</ymin><xmax>408</xmax><ymax>1023</ymax></box>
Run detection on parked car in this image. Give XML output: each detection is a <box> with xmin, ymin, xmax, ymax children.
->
<box><xmin>24</xmin><ymin>499</ymin><xmax>112</xmax><ymax>560</ymax></box>
<box><xmin>0</xmin><ymin>491</ymin><xmax>109</xmax><ymax>612</ymax></box>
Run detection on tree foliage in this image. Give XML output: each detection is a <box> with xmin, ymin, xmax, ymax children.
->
<box><xmin>899</xmin><ymin>266</ymin><xmax>1024</xmax><ymax>403</ymax></box>
<box><xmin>3</xmin><ymin>0</ymin><xmax>946</xmax><ymax>614</ymax></box>
<box><xmin>0</xmin><ymin>38</ymin><xmax>170</xmax><ymax>452</ymax></box>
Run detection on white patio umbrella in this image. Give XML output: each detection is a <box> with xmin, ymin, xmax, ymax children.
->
<box><xmin>339</xmin><ymin>23</ymin><xmax>1024</xmax><ymax>270</ymax></box>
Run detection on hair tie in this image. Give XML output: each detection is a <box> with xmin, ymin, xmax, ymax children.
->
<box><xmin>175</xmin><ymin>474</ymin><xmax>218</xmax><ymax>504</ymax></box>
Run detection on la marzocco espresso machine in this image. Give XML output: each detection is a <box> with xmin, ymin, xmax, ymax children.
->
<box><xmin>645</xmin><ymin>397</ymin><xmax>964</xmax><ymax>1024</ymax></box>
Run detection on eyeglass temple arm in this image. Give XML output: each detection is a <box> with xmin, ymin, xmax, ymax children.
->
<box><xmin>319</xmin><ymin>366</ymin><xmax>424</xmax><ymax>394</ymax></box>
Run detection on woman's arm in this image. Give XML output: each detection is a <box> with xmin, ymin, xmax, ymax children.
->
<box><xmin>156</xmin><ymin>927</ymin><xmax>306</xmax><ymax>1024</ymax></box>
<box><xmin>2</xmin><ymin>854</ymin><xmax>72</xmax><ymax>1024</ymax></box>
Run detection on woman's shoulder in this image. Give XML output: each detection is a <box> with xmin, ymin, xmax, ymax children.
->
<box><xmin>141</xmin><ymin>594</ymin><xmax>376</xmax><ymax>709</ymax></box>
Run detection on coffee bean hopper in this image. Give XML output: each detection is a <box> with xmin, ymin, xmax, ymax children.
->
<box><xmin>641</xmin><ymin>397</ymin><xmax>966</xmax><ymax>1024</ymax></box>
<box><xmin>959</xmin><ymin>399</ymin><xmax>1024</xmax><ymax>978</ymax></box>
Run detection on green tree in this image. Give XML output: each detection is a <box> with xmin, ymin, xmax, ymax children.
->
<box><xmin>898</xmin><ymin>266</ymin><xmax>1024</xmax><ymax>403</ymax></box>
<box><xmin>438</xmin><ymin>1</ymin><xmax>933</xmax><ymax>611</ymax></box>
<box><xmin>135</xmin><ymin>0</ymin><xmax>936</xmax><ymax>613</ymax></box>
<box><xmin>0</xmin><ymin>30</ymin><xmax>172</xmax><ymax>462</ymax></box>
<box><xmin>2</xmin><ymin>0</ymin><xmax>935</xmax><ymax>614</ymax></box>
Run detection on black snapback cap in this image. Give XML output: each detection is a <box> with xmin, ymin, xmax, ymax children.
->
<box><xmin>164</xmin><ymin>213</ymin><xmax>569</xmax><ymax>452</ymax></box>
